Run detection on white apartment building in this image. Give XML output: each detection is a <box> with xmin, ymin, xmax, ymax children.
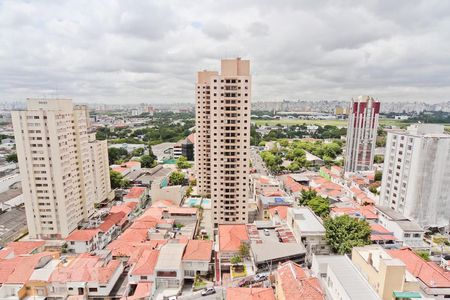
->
<box><xmin>379</xmin><ymin>124</ymin><xmax>450</xmax><ymax>227</ymax></box>
<box><xmin>344</xmin><ymin>96</ymin><xmax>380</xmax><ymax>173</ymax></box>
<box><xmin>12</xmin><ymin>99</ymin><xmax>111</xmax><ymax>239</ymax></box>
<box><xmin>88</xmin><ymin>133</ymin><xmax>111</xmax><ymax>204</ymax></box>
<box><xmin>195</xmin><ymin>58</ymin><xmax>251</xmax><ymax>227</ymax></box>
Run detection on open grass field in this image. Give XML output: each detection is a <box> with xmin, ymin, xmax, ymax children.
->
<box><xmin>252</xmin><ymin>118</ymin><xmax>450</xmax><ymax>129</ymax></box>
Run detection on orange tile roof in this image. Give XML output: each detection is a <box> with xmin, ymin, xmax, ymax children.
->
<box><xmin>276</xmin><ymin>261</ymin><xmax>324</xmax><ymax>300</ymax></box>
<box><xmin>187</xmin><ymin>133</ymin><xmax>195</xmax><ymax>144</ymax></box>
<box><xmin>370</xmin><ymin>224</ymin><xmax>397</xmax><ymax>242</ymax></box>
<box><xmin>283</xmin><ymin>176</ymin><xmax>309</xmax><ymax>193</ymax></box>
<box><xmin>124</xmin><ymin>187</ymin><xmax>146</xmax><ymax>199</ymax></box>
<box><xmin>130</xmin><ymin>249</ymin><xmax>159</xmax><ymax>276</ymax></box>
<box><xmin>50</xmin><ymin>253</ymin><xmax>122</xmax><ymax>284</ymax></box>
<box><xmin>261</xmin><ymin>187</ymin><xmax>285</xmax><ymax>197</ymax></box>
<box><xmin>110</xmin><ymin>202</ymin><xmax>136</xmax><ymax>216</ymax></box>
<box><xmin>268</xmin><ymin>206</ymin><xmax>289</xmax><ymax>220</ymax></box>
<box><xmin>388</xmin><ymin>248</ymin><xmax>450</xmax><ymax>288</ymax></box>
<box><xmin>0</xmin><ymin>240</ymin><xmax>45</xmax><ymax>258</ymax></box>
<box><xmin>121</xmin><ymin>281</ymin><xmax>153</xmax><ymax>300</ymax></box>
<box><xmin>166</xmin><ymin>207</ymin><xmax>197</xmax><ymax>215</ymax></box>
<box><xmin>0</xmin><ymin>252</ymin><xmax>53</xmax><ymax>284</ymax></box>
<box><xmin>219</xmin><ymin>224</ymin><xmax>249</xmax><ymax>252</ymax></box>
<box><xmin>123</xmin><ymin>161</ymin><xmax>141</xmax><ymax>168</ymax></box>
<box><xmin>226</xmin><ymin>288</ymin><xmax>275</xmax><ymax>300</ymax></box>
<box><xmin>182</xmin><ymin>240</ymin><xmax>213</xmax><ymax>261</ymax></box>
<box><xmin>66</xmin><ymin>229</ymin><xmax>100</xmax><ymax>241</ymax></box>
<box><xmin>112</xmin><ymin>167</ymin><xmax>129</xmax><ymax>174</ymax></box>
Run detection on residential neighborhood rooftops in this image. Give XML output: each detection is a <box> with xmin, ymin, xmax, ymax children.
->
<box><xmin>277</xmin><ymin>261</ymin><xmax>324</xmax><ymax>300</ymax></box>
<box><xmin>0</xmin><ymin>240</ymin><xmax>45</xmax><ymax>258</ymax></box>
<box><xmin>218</xmin><ymin>224</ymin><xmax>249</xmax><ymax>252</ymax></box>
<box><xmin>376</xmin><ymin>206</ymin><xmax>408</xmax><ymax>221</ymax></box>
<box><xmin>289</xmin><ymin>207</ymin><xmax>325</xmax><ymax>234</ymax></box>
<box><xmin>124</xmin><ymin>186</ymin><xmax>146</xmax><ymax>199</ymax></box>
<box><xmin>388</xmin><ymin>248</ymin><xmax>450</xmax><ymax>288</ymax></box>
<box><xmin>65</xmin><ymin>229</ymin><xmax>99</xmax><ymax>242</ymax></box>
<box><xmin>226</xmin><ymin>288</ymin><xmax>276</xmax><ymax>300</ymax></box>
<box><xmin>182</xmin><ymin>240</ymin><xmax>213</xmax><ymax>261</ymax></box>
<box><xmin>130</xmin><ymin>249</ymin><xmax>159</xmax><ymax>276</ymax></box>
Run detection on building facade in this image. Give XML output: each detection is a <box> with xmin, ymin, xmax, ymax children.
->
<box><xmin>12</xmin><ymin>99</ymin><xmax>111</xmax><ymax>239</ymax></box>
<box><xmin>195</xmin><ymin>58</ymin><xmax>251</xmax><ymax>227</ymax></box>
<box><xmin>344</xmin><ymin>96</ymin><xmax>380</xmax><ymax>173</ymax></box>
<box><xmin>379</xmin><ymin>124</ymin><xmax>450</xmax><ymax>227</ymax></box>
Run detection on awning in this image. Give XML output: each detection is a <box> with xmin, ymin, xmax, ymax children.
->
<box><xmin>393</xmin><ymin>291</ymin><xmax>422</xmax><ymax>299</ymax></box>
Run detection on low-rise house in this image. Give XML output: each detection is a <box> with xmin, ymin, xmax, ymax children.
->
<box><xmin>48</xmin><ymin>253</ymin><xmax>123</xmax><ymax>298</ymax></box>
<box><xmin>369</xmin><ymin>224</ymin><xmax>398</xmax><ymax>248</ymax></box>
<box><xmin>226</xmin><ymin>288</ymin><xmax>276</xmax><ymax>300</ymax></box>
<box><xmin>154</xmin><ymin>243</ymin><xmax>186</xmax><ymax>289</ymax></box>
<box><xmin>258</xmin><ymin>190</ymin><xmax>294</xmax><ymax>220</ymax></box>
<box><xmin>123</xmin><ymin>186</ymin><xmax>148</xmax><ymax>207</ymax></box>
<box><xmin>182</xmin><ymin>240</ymin><xmax>213</xmax><ymax>278</ymax></box>
<box><xmin>275</xmin><ymin>260</ymin><xmax>325</xmax><ymax>300</ymax></box>
<box><xmin>65</xmin><ymin>229</ymin><xmax>100</xmax><ymax>254</ymax></box>
<box><xmin>268</xmin><ymin>206</ymin><xmax>289</xmax><ymax>225</ymax></box>
<box><xmin>388</xmin><ymin>248</ymin><xmax>450</xmax><ymax>298</ymax></box>
<box><xmin>121</xmin><ymin>281</ymin><xmax>153</xmax><ymax>300</ymax></box>
<box><xmin>218</xmin><ymin>224</ymin><xmax>250</xmax><ymax>268</ymax></box>
<box><xmin>251</xmin><ymin>174</ymin><xmax>280</xmax><ymax>200</ymax></box>
<box><xmin>287</xmin><ymin>207</ymin><xmax>329</xmax><ymax>256</ymax></box>
<box><xmin>0</xmin><ymin>252</ymin><xmax>54</xmax><ymax>299</ymax></box>
<box><xmin>128</xmin><ymin>248</ymin><xmax>159</xmax><ymax>283</ymax></box>
<box><xmin>311</xmin><ymin>255</ymin><xmax>381</xmax><ymax>300</ymax></box>
<box><xmin>376</xmin><ymin>206</ymin><xmax>425</xmax><ymax>248</ymax></box>
<box><xmin>0</xmin><ymin>240</ymin><xmax>45</xmax><ymax>259</ymax></box>
<box><xmin>352</xmin><ymin>245</ymin><xmax>420</xmax><ymax>300</ymax></box>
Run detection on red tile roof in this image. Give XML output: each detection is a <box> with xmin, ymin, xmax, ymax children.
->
<box><xmin>121</xmin><ymin>281</ymin><xmax>152</xmax><ymax>300</ymax></box>
<box><xmin>388</xmin><ymin>248</ymin><xmax>450</xmax><ymax>288</ymax></box>
<box><xmin>182</xmin><ymin>240</ymin><xmax>213</xmax><ymax>261</ymax></box>
<box><xmin>50</xmin><ymin>253</ymin><xmax>122</xmax><ymax>284</ymax></box>
<box><xmin>276</xmin><ymin>261</ymin><xmax>325</xmax><ymax>300</ymax></box>
<box><xmin>0</xmin><ymin>240</ymin><xmax>45</xmax><ymax>259</ymax></box>
<box><xmin>151</xmin><ymin>200</ymin><xmax>176</xmax><ymax>208</ymax></box>
<box><xmin>66</xmin><ymin>229</ymin><xmax>100</xmax><ymax>242</ymax></box>
<box><xmin>187</xmin><ymin>133</ymin><xmax>195</xmax><ymax>144</ymax></box>
<box><xmin>283</xmin><ymin>176</ymin><xmax>309</xmax><ymax>193</ymax></box>
<box><xmin>0</xmin><ymin>252</ymin><xmax>53</xmax><ymax>284</ymax></box>
<box><xmin>219</xmin><ymin>224</ymin><xmax>249</xmax><ymax>252</ymax></box>
<box><xmin>268</xmin><ymin>206</ymin><xmax>289</xmax><ymax>220</ymax></box>
<box><xmin>130</xmin><ymin>249</ymin><xmax>159</xmax><ymax>276</ymax></box>
<box><xmin>226</xmin><ymin>288</ymin><xmax>275</xmax><ymax>300</ymax></box>
<box><xmin>124</xmin><ymin>187</ymin><xmax>146</xmax><ymax>199</ymax></box>
<box><xmin>123</xmin><ymin>161</ymin><xmax>141</xmax><ymax>168</ymax></box>
<box><xmin>370</xmin><ymin>224</ymin><xmax>397</xmax><ymax>242</ymax></box>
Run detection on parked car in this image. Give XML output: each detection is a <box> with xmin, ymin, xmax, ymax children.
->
<box><xmin>201</xmin><ymin>287</ymin><xmax>216</xmax><ymax>296</ymax></box>
<box><xmin>238</xmin><ymin>278</ymin><xmax>252</xmax><ymax>287</ymax></box>
<box><xmin>263</xmin><ymin>229</ymin><xmax>270</xmax><ymax>236</ymax></box>
<box><xmin>254</xmin><ymin>273</ymin><xmax>268</xmax><ymax>282</ymax></box>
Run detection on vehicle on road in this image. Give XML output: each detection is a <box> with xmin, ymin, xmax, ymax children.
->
<box><xmin>254</xmin><ymin>273</ymin><xmax>268</xmax><ymax>282</ymax></box>
<box><xmin>201</xmin><ymin>287</ymin><xmax>216</xmax><ymax>296</ymax></box>
<box><xmin>263</xmin><ymin>229</ymin><xmax>270</xmax><ymax>236</ymax></box>
<box><xmin>238</xmin><ymin>278</ymin><xmax>252</xmax><ymax>287</ymax></box>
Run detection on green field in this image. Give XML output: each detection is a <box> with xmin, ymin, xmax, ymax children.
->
<box><xmin>251</xmin><ymin>118</ymin><xmax>449</xmax><ymax>128</ymax></box>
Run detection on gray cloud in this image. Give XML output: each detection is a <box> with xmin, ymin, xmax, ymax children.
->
<box><xmin>1</xmin><ymin>0</ymin><xmax>450</xmax><ymax>103</ymax></box>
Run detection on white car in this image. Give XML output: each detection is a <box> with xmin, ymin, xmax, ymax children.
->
<box><xmin>201</xmin><ymin>287</ymin><xmax>216</xmax><ymax>296</ymax></box>
<box><xmin>254</xmin><ymin>273</ymin><xmax>268</xmax><ymax>282</ymax></box>
<box><xmin>263</xmin><ymin>229</ymin><xmax>270</xmax><ymax>236</ymax></box>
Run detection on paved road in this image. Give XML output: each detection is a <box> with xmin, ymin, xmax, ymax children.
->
<box><xmin>250</xmin><ymin>147</ymin><xmax>268</xmax><ymax>176</ymax></box>
<box><xmin>178</xmin><ymin>287</ymin><xmax>225</xmax><ymax>300</ymax></box>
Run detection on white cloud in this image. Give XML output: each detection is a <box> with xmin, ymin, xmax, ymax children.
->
<box><xmin>1</xmin><ymin>0</ymin><xmax>450</xmax><ymax>103</ymax></box>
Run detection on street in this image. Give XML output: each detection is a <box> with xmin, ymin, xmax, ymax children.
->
<box><xmin>250</xmin><ymin>147</ymin><xmax>268</xmax><ymax>176</ymax></box>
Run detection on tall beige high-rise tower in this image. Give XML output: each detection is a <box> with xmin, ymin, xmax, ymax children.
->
<box><xmin>195</xmin><ymin>58</ymin><xmax>251</xmax><ymax>228</ymax></box>
<box><xmin>12</xmin><ymin>99</ymin><xmax>111</xmax><ymax>239</ymax></box>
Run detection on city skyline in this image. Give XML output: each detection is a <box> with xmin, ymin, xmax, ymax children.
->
<box><xmin>2</xmin><ymin>1</ymin><xmax>450</xmax><ymax>103</ymax></box>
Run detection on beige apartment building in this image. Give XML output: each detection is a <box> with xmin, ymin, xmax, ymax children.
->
<box><xmin>12</xmin><ymin>99</ymin><xmax>111</xmax><ymax>239</ymax></box>
<box><xmin>351</xmin><ymin>245</ymin><xmax>420</xmax><ymax>300</ymax></box>
<box><xmin>195</xmin><ymin>58</ymin><xmax>251</xmax><ymax>228</ymax></box>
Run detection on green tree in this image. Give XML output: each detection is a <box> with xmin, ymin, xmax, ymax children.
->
<box><xmin>6</xmin><ymin>152</ymin><xmax>17</xmax><ymax>163</ymax></box>
<box><xmin>110</xmin><ymin>170</ymin><xmax>130</xmax><ymax>189</ymax></box>
<box><xmin>108</xmin><ymin>147</ymin><xmax>128</xmax><ymax>164</ymax></box>
<box><xmin>374</xmin><ymin>155</ymin><xmax>384</xmax><ymax>164</ymax></box>
<box><xmin>140</xmin><ymin>155</ymin><xmax>155</xmax><ymax>168</ymax></box>
<box><xmin>300</xmin><ymin>189</ymin><xmax>317</xmax><ymax>206</ymax></box>
<box><xmin>169</xmin><ymin>171</ymin><xmax>185</xmax><ymax>186</ymax></box>
<box><xmin>239</xmin><ymin>243</ymin><xmax>250</xmax><ymax>258</ymax></box>
<box><xmin>375</xmin><ymin>171</ymin><xmax>382</xmax><ymax>181</ymax></box>
<box><xmin>230</xmin><ymin>255</ymin><xmax>242</xmax><ymax>265</ymax></box>
<box><xmin>324</xmin><ymin>215</ymin><xmax>371</xmax><ymax>254</ymax></box>
<box><xmin>147</xmin><ymin>144</ymin><xmax>157</xmax><ymax>160</ymax></box>
<box><xmin>307</xmin><ymin>196</ymin><xmax>330</xmax><ymax>218</ymax></box>
<box><xmin>176</xmin><ymin>156</ymin><xmax>192</xmax><ymax>169</ymax></box>
<box><xmin>131</xmin><ymin>147</ymin><xmax>145</xmax><ymax>157</ymax></box>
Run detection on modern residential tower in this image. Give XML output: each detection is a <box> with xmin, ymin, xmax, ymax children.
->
<box><xmin>12</xmin><ymin>99</ymin><xmax>111</xmax><ymax>239</ymax></box>
<box><xmin>195</xmin><ymin>58</ymin><xmax>251</xmax><ymax>228</ymax></box>
<box><xmin>344</xmin><ymin>95</ymin><xmax>380</xmax><ymax>173</ymax></box>
<box><xmin>379</xmin><ymin>124</ymin><xmax>450</xmax><ymax>227</ymax></box>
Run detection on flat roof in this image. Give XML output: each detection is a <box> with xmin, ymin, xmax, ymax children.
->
<box><xmin>155</xmin><ymin>243</ymin><xmax>185</xmax><ymax>270</ymax></box>
<box><xmin>290</xmin><ymin>207</ymin><xmax>325</xmax><ymax>234</ymax></box>
<box><xmin>395</xmin><ymin>220</ymin><xmax>424</xmax><ymax>232</ymax></box>
<box><xmin>375</xmin><ymin>206</ymin><xmax>408</xmax><ymax>221</ymax></box>
<box><xmin>314</xmin><ymin>255</ymin><xmax>380</xmax><ymax>300</ymax></box>
<box><xmin>251</xmin><ymin>229</ymin><xmax>305</xmax><ymax>263</ymax></box>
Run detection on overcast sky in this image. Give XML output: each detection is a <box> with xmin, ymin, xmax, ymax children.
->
<box><xmin>1</xmin><ymin>0</ymin><xmax>450</xmax><ymax>104</ymax></box>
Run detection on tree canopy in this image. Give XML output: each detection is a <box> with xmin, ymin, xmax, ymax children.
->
<box><xmin>169</xmin><ymin>171</ymin><xmax>185</xmax><ymax>186</ymax></box>
<box><xmin>140</xmin><ymin>155</ymin><xmax>156</xmax><ymax>168</ymax></box>
<box><xmin>110</xmin><ymin>170</ymin><xmax>131</xmax><ymax>189</ymax></box>
<box><xmin>176</xmin><ymin>156</ymin><xmax>192</xmax><ymax>169</ymax></box>
<box><xmin>6</xmin><ymin>152</ymin><xmax>17</xmax><ymax>163</ymax></box>
<box><xmin>324</xmin><ymin>215</ymin><xmax>371</xmax><ymax>254</ymax></box>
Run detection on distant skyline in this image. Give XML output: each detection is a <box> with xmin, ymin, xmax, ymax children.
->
<box><xmin>2</xmin><ymin>1</ymin><xmax>450</xmax><ymax>104</ymax></box>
